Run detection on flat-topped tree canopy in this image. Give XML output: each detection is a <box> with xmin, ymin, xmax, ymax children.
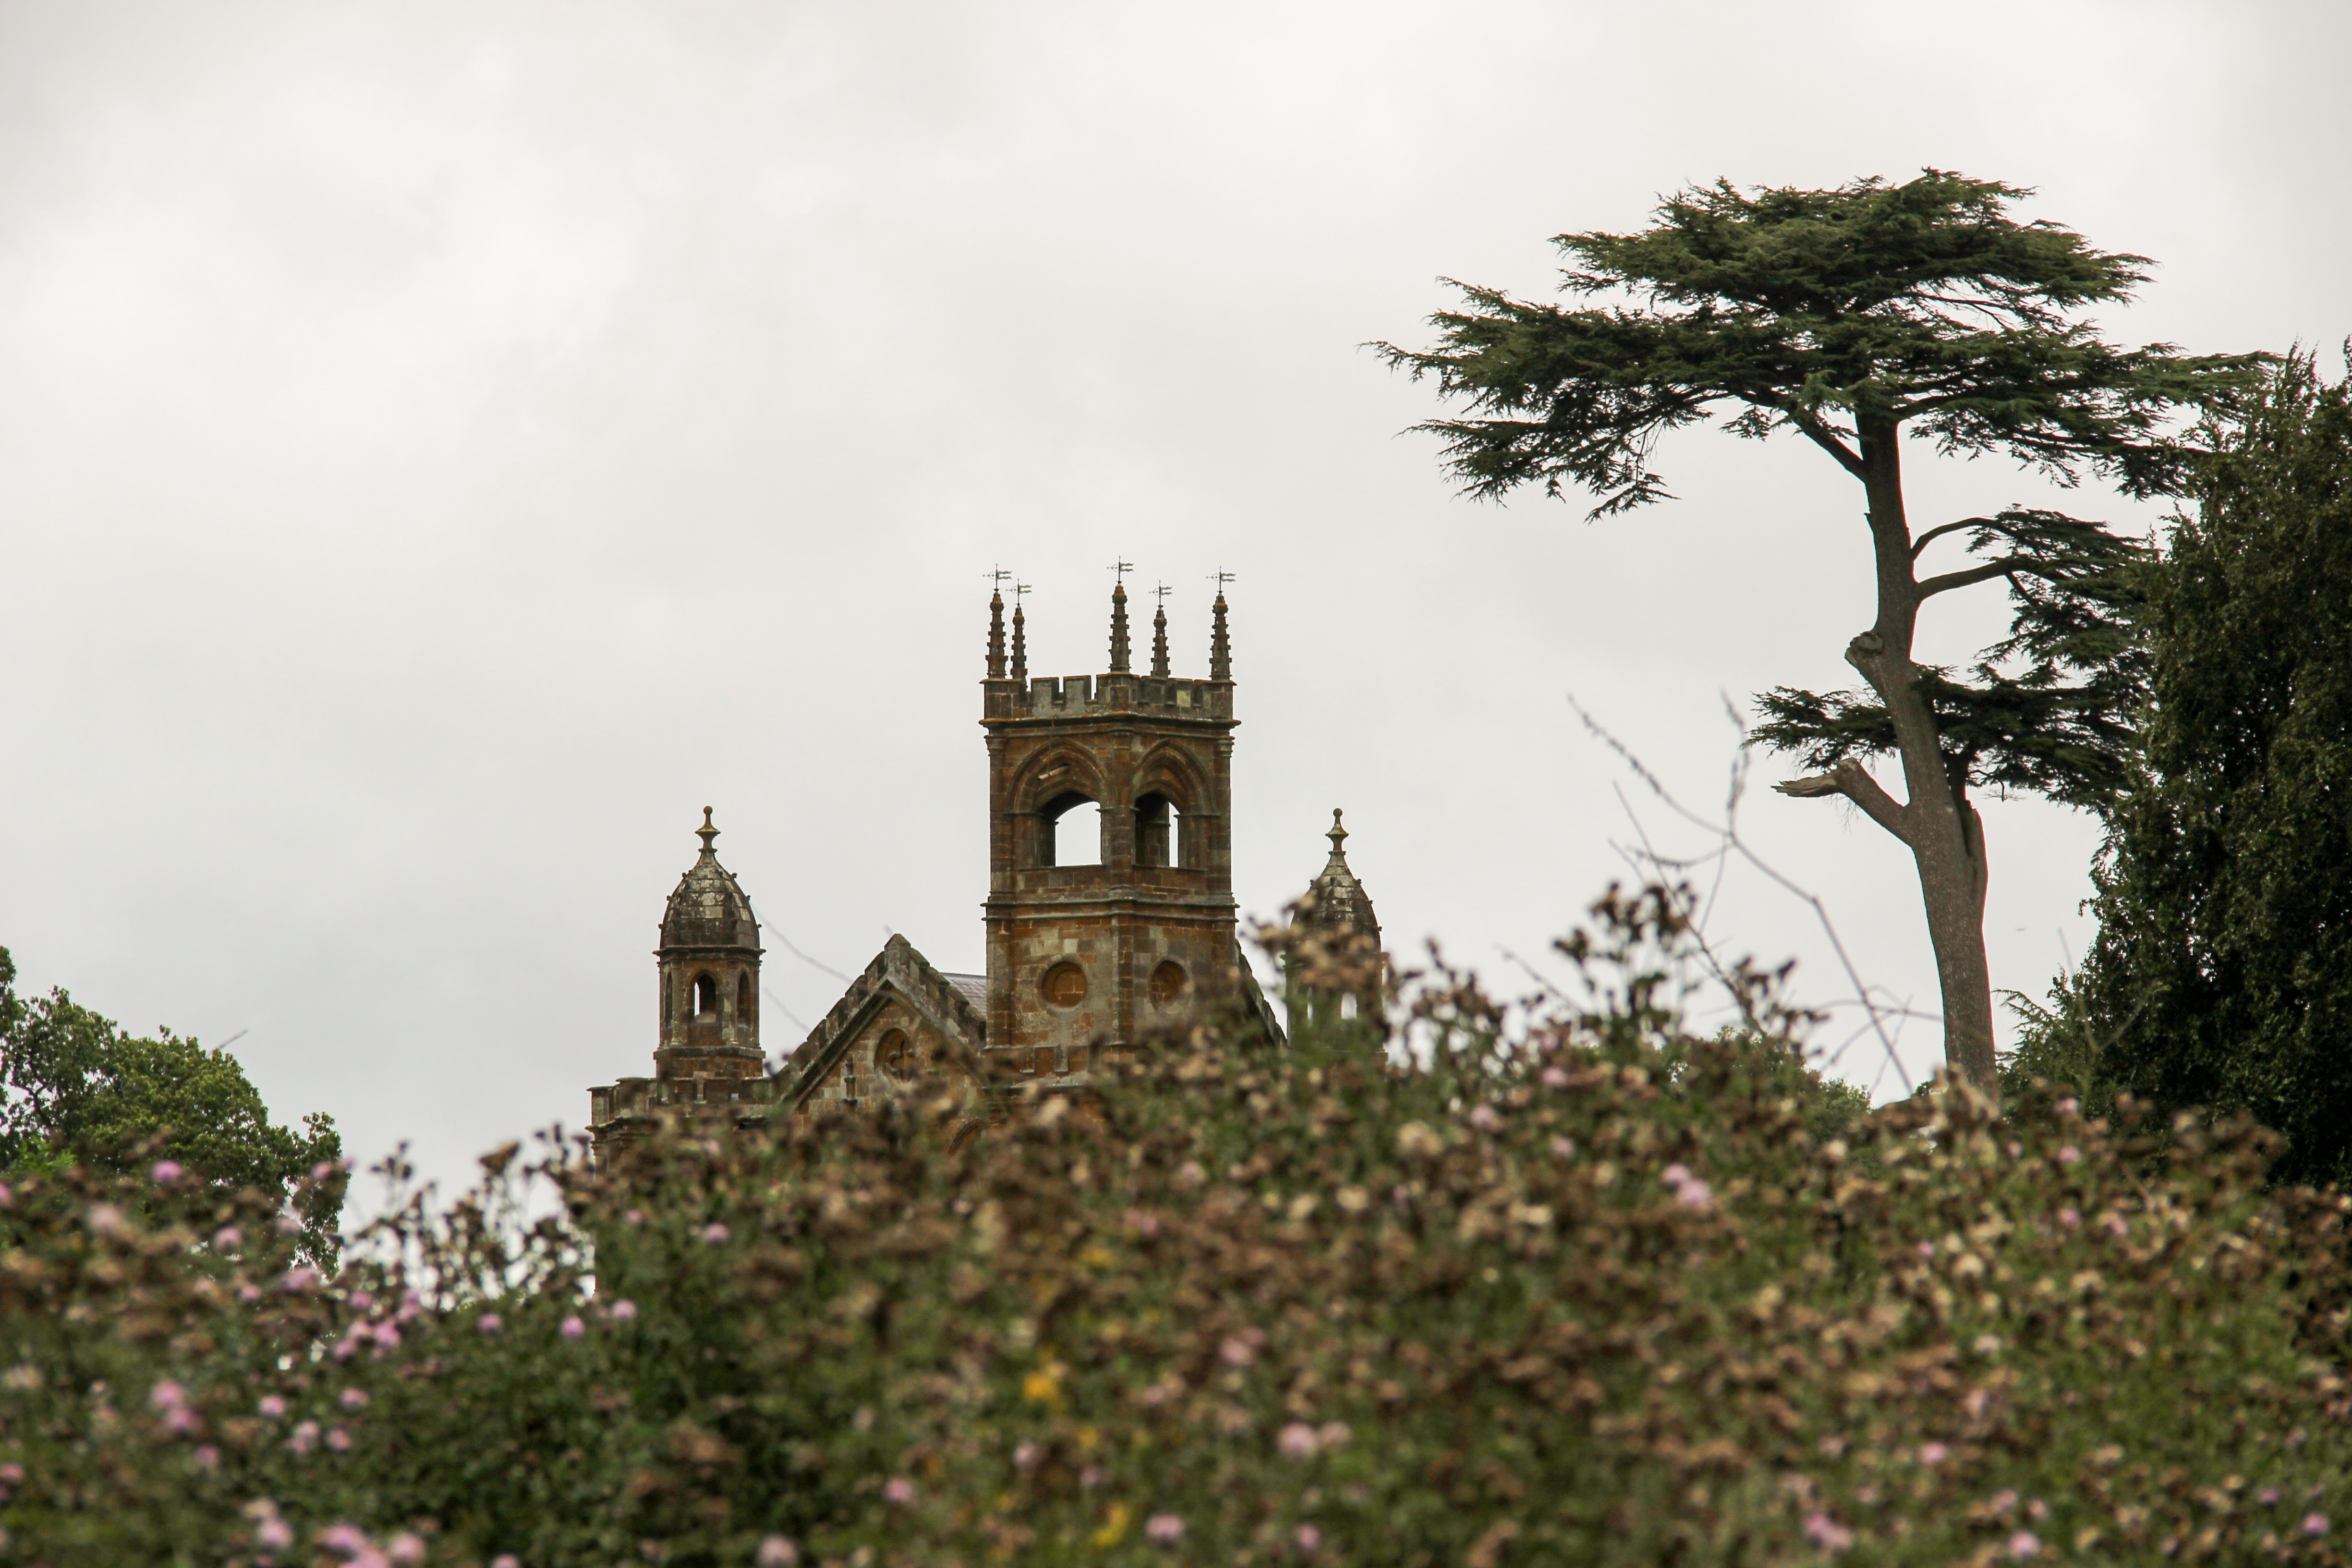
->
<box><xmin>1378</xmin><ymin>170</ymin><xmax>2269</xmax><ymax>1086</ymax></box>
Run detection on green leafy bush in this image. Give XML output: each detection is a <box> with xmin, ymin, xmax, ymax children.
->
<box><xmin>1</xmin><ymin>895</ymin><xmax>2349</xmax><ymax>1567</ymax></box>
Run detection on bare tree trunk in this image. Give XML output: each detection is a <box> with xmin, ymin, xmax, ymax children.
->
<box><xmin>1777</xmin><ymin>419</ymin><xmax>1999</xmax><ymax>1086</ymax></box>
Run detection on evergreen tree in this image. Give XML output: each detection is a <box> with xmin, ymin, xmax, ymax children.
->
<box><xmin>2067</xmin><ymin>352</ymin><xmax>2352</xmax><ymax>1185</ymax></box>
<box><xmin>1379</xmin><ymin>172</ymin><xmax>2264</xmax><ymax>1082</ymax></box>
<box><xmin>0</xmin><ymin>946</ymin><xmax>343</xmax><ymax>1257</ymax></box>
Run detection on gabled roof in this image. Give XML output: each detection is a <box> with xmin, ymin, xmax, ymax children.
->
<box><xmin>776</xmin><ymin>934</ymin><xmax>986</xmax><ymax>1111</ymax></box>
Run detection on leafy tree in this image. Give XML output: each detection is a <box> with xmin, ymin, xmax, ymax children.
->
<box><xmin>1378</xmin><ymin>171</ymin><xmax>2265</xmax><ymax>1082</ymax></box>
<box><xmin>0</xmin><ymin>945</ymin><xmax>342</xmax><ymax>1258</ymax></box>
<box><xmin>2064</xmin><ymin>352</ymin><xmax>2352</xmax><ymax>1185</ymax></box>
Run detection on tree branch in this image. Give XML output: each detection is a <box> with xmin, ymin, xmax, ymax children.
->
<box><xmin>1772</xmin><ymin>758</ymin><xmax>1911</xmax><ymax>842</ymax></box>
<box><xmin>1784</xmin><ymin>407</ymin><xmax>1866</xmax><ymax>479</ymax></box>
<box><xmin>1909</xmin><ymin>516</ymin><xmax>2000</xmax><ymax>559</ymax></box>
<box><xmin>1917</xmin><ymin>558</ymin><xmax>2025</xmax><ymax>598</ymax></box>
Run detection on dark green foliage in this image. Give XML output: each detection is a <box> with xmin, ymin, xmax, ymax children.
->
<box><xmin>1378</xmin><ymin>170</ymin><xmax>2250</xmax><ymax>813</ymax></box>
<box><xmin>2069</xmin><ymin>352</ymin><xmax>2352</xmax><ymax>1186</ymax></box>
<box><xmin>0</xmin><ymin>946</ymin><xmax>342</xmax><ymax>1260</ymax></box>
<box><xmin>1381</xmin><ymin>172</ymin><xmax>2249</xmax><ymax>515</ymax></box>
<box><xmin>1754</xmin><ymin>508</ymin><xmax>2157</xmax><ymax>810</ymax></box>
<box><xmin>4</xmin><ymin>896</ymin><xmax>2352</xmax><ymax>1566</ymax></box>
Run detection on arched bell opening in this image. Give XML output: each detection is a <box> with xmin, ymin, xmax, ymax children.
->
<box><xmin>1134</xmin><ymin>791</ymin><xmax>1184</xmax><ymax>868</ymax></box>
<box><xmin>1039</xmin><ymin>791</ymin><xmax>1103</xmax><ymax>867</ymax></box>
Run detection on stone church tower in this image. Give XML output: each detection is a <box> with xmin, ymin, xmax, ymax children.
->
<box><xmin>591</xmin><ymin>580</ymin><xmax>1297</xmax><ymax>1153</ymax></box>
<box><xmin>978</xmin><ymin>581</ymin><xmax>1270</xmax><ymax>1084</ymax></box>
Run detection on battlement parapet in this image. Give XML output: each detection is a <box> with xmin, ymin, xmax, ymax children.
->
<box><xmin>983</xmin><ymin>672</ymin><xmax>1232</xmax><ymax>722</ymax></box>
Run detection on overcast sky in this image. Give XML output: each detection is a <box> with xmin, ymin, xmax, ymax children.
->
<box><xmin>3</xmin><ymin>1</ymin><xmax>2345</xmax><ymax>1202</ymax></box>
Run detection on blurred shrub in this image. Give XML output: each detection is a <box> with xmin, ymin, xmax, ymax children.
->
<box><xmin>1</xmin><ymin>891</ymin><xmax>2349</xmax><ymax>1566</ymax></box>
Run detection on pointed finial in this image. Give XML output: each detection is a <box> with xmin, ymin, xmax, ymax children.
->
<box><xmin>986</xmin><ymin>571</ymin><xmax>1007</xmax><ymax>680</ymax></box>
<box><xmin>1328</xmin><ymin>808</ymin><xmax>1348</xmax><ymax>852</ymax></box>
<box><xmin>1010</xmin><ymin>588</ymin><xmax>1028</xmax><ymax>681</ymax></box>
<box><xmin>1108</xmin><ymin>578</ymin><xmax>1131</xmax><ymax>672</ymax></box>
<box><xmin>696</xmin><ymin>806</ymin><xmax>719</xmax><ymax>856</ymax></box>
<box><xmin>1151</xmin><ymin>587</ymin><xmax>1170</xmax><ymax>678</ymax></box>
<box><xmin>1208</xmin><ymin>570</ymin><xmax>1233</xmax><ymax>681</ymax></box>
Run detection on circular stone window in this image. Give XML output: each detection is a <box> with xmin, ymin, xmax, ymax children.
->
<box><xmin>1148</xmin><ymin>960</ymin><xmax>1188</xmax><ymax>1008</ymax></box>
<box><xmin>1042</xmin><ymin>961</ymin><xmax>1089</xmax><ymax>1009</ymax></box>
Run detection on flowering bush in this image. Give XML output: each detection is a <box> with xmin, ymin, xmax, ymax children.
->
<box><xmin>1</xmin><ymin>890</ymin><xmax>2349</xmax><ymax>1565</ymax></box>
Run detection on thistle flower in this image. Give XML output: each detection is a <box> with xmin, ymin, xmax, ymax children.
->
<box><xmin>151</xmin><ymin>1159</ymin><xmax>184</xmax><ymax>1184</ymax></box>
<box><xmin>561</xmin><ymin>1314</ymin><xmax>585</xmax><ymax>1339</ymax></box>
<box><xmin>756</xmin><ymin>1537</ymin><xmax>799</xmax><ymax>1567</ymax></box>
<box><xmin>1144</xmin><ymin>1514</ymin><xmax>1187</xmax><ymax>1544</ymax></box>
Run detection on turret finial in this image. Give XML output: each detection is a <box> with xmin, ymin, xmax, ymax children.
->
<box><xmin>697</xmin><ymin>806</ymin><xmax>719</xmax><ymax>856</ymax></box>
<box><xmin>1151</xmin><ymin>583</ymin><xmax>1171</xmax><ymax>677</ymax></box>
<box><xmin>1327</xmin><ymin>808</ymin><xmax>1347</xmax><ymax>854</ymax></box>
<box><xmin>986</xmin><ymin>569</ymin><xmax>1008</xmax><ymax>679</ymax></box>
<box><xmin>1208</xmin><ymin>570</ymin><xmax>1233</xmax><ymax>681</ymax></box>
<box><xmin>1108</xmin><ymin>579</ymin><xmax>1131</xmax><ymax>672</ymax></box>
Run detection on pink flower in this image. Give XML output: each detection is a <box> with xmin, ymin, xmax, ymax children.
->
<box><xmin>476</xmin><ymin>1312</ymin><xmax>502</xmax><ymax>1335</ymax></box>
<box><xmin>281</xmin><ymin>1266</ymin><xmax>320</xmax><ymax>1293</ymax></box>
<box><xmin>1080</xmin><ymin>1463</ymin><xmax>1105</xmax><ymax>1489</ymax></box>
<box><xmin>311</xmin><ymin>1160</ymin><xmax>341</xmax><ymax>1182</ymax></box>
<box><xmin>215</xmin><ymin>1226</ymin><xmax>243</xmax><ymax>1249</ymax></box>
<box><xmin>1467</xmin><ymin>1104</ymin><xmax>1498</xmax><ymax>1130</ymax></box>
<box><xmin>2102</xmin><ymin>1213</ymin><xmax>2129</xmax><ymax>1237</ymax></box>
<box><xmin>702</xmin><ymin>1222</ymin><xmax>731</xmax><ymax>1244</ymax></box>
<box><xmin>756</xmin><ymin>1538</ymin><xmax>799</xmax><ymax>1567</ymax></box>
<box><xmin>326</xmin><ymin>1425</ymin><xmax>353</xmax><ymax>1452</ymax></box>
<box><xmin>560</xmin><ymin>1314</ymin><xmax>585</xmax><ymax>1339</ymax></box>
<box><xmin>2058</xmin><ymin>1208</ymin><xmax>2081</xmax><ymax>1228</ymax></box>
<box><xmin>152</xmin><ymin>1159</ymin><xmax>184</xmax><ymax>1184</ymax></box>
<box><xmin>1145</xmin><ymin>1514</ymin><xmax>1187</xmax><ymax>1544</ymax></box>
<box><xmin>340</xmin><ymin>1388</ymin><xmax>369</xmax><ymax>1409</ymax></box>
<box><xmin>0</xmin><ymin>1181</ymin><xmax>11</xmax><ymax>1206</ymax></box>
<box><xmin>2007</xmin><ymin>1530</ymin><xmax>2040</xmax><ymax>1558</ymax></box>
<box><xmin>1917</xmin><ymin>1442</ymin><xmax>1948</xmax><ymax>1466</ymax></box>
<box><xmin>2261</xmin><ymin>1487</ymin><xmax>2283</xmax><ymax>1506</ymax></box>
<box><xmin>349</xmin><ymin>1290</ymin><xmax>374</xmax><ymax>1310</ymax></box>
<box><xmin>0</xmin><ymin>1463</ymin><xmax>22</xmax><ymax>1484</ymax></box>
<box><xmin>1661</xmin><ymin>1164</ymin><xmax>1691</xmax><ymax>1186</ymax></box>
<box><xmin>239</xmin><ymin>1284</ymin><xmax>262</xmax><ymax>1302</ymax></box>
<box><xmin>608</xmin><ymin>1299</ymin><xmax>638</xmax><ymax>1322</ymax></box>
<box><xmin>387</xmin><ymin>1532</ymin><xmax>425</xmax><ymax>1565</ymax></box>
<box><xmin>165</xmin><ymin>1407</ymin><xmax>202</xmax><ymax>1435</ymax></box>
<box><xmin>2057</xmin><ymin>1096</ymin><xmax>2080</xmax><ymax>1115</ymax></box>
<box><xmin>1295</xmin><ymin>1523</ymin><xmax>1322</xmax><ymax>1552</ymax></box>
<box><xmin>194</xmin><ymin>1444</ymin><xmax>220</xmax><ymax>1470</ymax></box>
<box><xmin>2306</xmin><ymin>1514</ymin><xmax>2331</xmax><ymax>1537</ymax></box>
<box><xmin>1551</xmin><ymin>1136</ymin><xmax>1576</xmax><ymax>1158</ymax></box>
<box><xmin>1013</xmin><ymin>1440</ymin><xmax>1041</xmax><ymax>1469</ymax></box>
<box><xmin>624</xmin><ymin>1208</ymin><xmax>645</xmax><ymax>1225</ymax></box>
<box><xmin>1220</xmin><ymin>1337</ymin><xmax>1256</xmax><ymax>1367</ymax></box>
<box><xmin>491</xmin><ymin>1557</ymin><xmax>521</xmax><ymax>1568</ymax></box>
<box><xmin>88</xmin><ymin>1204</ymin><xmax>125</xmax><ymax>1235</ymax></box>
<box><xmin>1916</xmin><ymin>1241</ymin><xmax>1935</xmax><ymax>1258</ymax></box>
<box><xmin>258</xmin><ymin>1395</ymin><xmax>287</xmax><ymax>1418</ymax></box>
<box><xmin>2056</xmin><ymin>1145</ymin><xmax>2080</xmax><ymax>1165</ymax></box>
<box><xmin>1541</xmin><ymin>1066</ymin><xmax>1569</xmax><ymax>1088</ymax></box>
<box><xmin>150</xmin><ymin>1381</ymin><xmax>188</xmax><ymax>1411</ymax></box>
<box><xmin>256</xmin><ymin>1517</ymin><xmax>295</xmax><ymax>1550</ymax></box>
<box><xmin>1278</xmin><ymin>1422</ymin><xmax>1320</xmax><ymax>1458</ymax></box>
<box><xmin>1802</xmin><ymin>1512</ymin><xmax>1854</xmax><ymax>1552</ymax></box>
<box><xmin>1674</xmin><ymin>1177</ymin><xmax>1713</xmax><ymax>1209</ymax></box>
<box><xmin>883</xmin><ymin>1476</ymin><xmax>917</xmax><ymax>1505</ymax></box>
<box><xmin>287</xmin><ymin>1421</ymin><xmax>319</xmax><ymax>1455</ymax></box>
<box><xmin>1125</xmin><ymin>1207</ymin><xmax>1161</xmax><ymax>1238</ymax></box>
<box><xmin>316</xmin><ymin>1522</ymin><xmax>370</xmax><ymax>1555</ymax></box>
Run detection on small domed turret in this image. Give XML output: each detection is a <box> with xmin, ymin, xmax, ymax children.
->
<box><xmin>1285</xmin><ymin>809</ymin><xmax>1385</xmax><ymax>1043</ymax></box>
<box><xmin>1301</xmin><ymin>809</ymin><xmax>1379</xmax><ymax>945</ymax></box>
<box><xmin>662</xmin><ymin>808</ymin><xmax>761</xmax><ymax>952</ymax></box>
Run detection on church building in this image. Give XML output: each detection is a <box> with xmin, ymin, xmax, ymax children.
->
<box><xmin>586</xmin><ymin>583</ymin><xmax>1375</xmax><ymax>1154</ymax></box>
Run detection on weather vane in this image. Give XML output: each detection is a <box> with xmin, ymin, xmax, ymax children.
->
<box><xmin>1108</xmin><ymin>559</ymin><xmax>1135</xmax><ymax>584</ymax></box>
<box><xmin>986</xmin><ymin>566</ymin><xmax>1012</xmax><ymax>590</ymax></box>
<box><xmin>1154</xmin><ymin>581</ymin><xmax>1173</xmax><ymax>606</ymax></box>
<box><xmin>1208</xmin><ymin>568</ymin><xmax>1235</xmax><ymax>589</ymax></box>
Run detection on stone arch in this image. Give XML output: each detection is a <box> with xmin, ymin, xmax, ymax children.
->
<box><xmin>1016</xmin><ymin>750</ymin><xmax>1109</xmax><ymax>867</ymax></box>
<box><xmin>1132</xmin><ymin>745</ymin><xmax>1212</xmax><ymax>868</ymax></box>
